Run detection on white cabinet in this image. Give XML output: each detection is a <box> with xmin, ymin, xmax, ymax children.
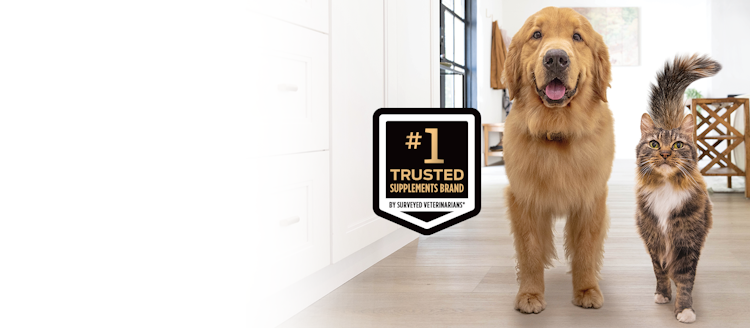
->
<box><xmin>385</xmin><ymin>0</ymin><xmax>440</xmax><ymax>107</ymax></box>
<box><xmin>256</xmin><ymin>0</ymin><xmax>329</xmax><ymax>34</ymax></box>
<box><xmin>254</xmin><ymin>16</ymin><xmax>329</xmax><ymax>157</ymax></box>
<box><xmin>255</xmin><ymin>1</ymin><xmax>438</xmax><ymax>325</ymax></box>
<box><xmin>251</xmin><ymin>3</ymin><xmax>331</xmax><ymax>295</ymax></box>
<box><xmin>330</xmin><ymin>0</ymin><xmax>436</xmax><ymax>262</ymax></box>
<box><xmin>330</xmin><ymin>0</ymin><xmax>395</xmax><ymax>263</ymax></box>
<box><xmin>260</xmin><ymin>151</ymin><xmax>331</xmax><ymax>292</ymax></box>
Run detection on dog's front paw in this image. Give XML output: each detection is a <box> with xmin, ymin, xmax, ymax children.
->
<box><xmin>676</xmin><ymin>308</ymin><xmax>696</xmax><ymax>323</ymax></box>
<box><xmin>572</xmin><ymin>287</ymin><xmax>603</xmax><ymax>309</ymax></box>
<box><xmin>515</xmin><ymin>292</ymin><xmax>546</xmax><ymax>314</ymax></box>
<box><xmin>654</xmin><ymin>293</ymin><xmax>671</xmax><ymax>304</ymax></box>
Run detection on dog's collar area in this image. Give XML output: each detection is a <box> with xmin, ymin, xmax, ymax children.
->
<box><xmin>545</xmin><ymin>132</ymin><xmax>566</xmax><ymax>142</ymax></box>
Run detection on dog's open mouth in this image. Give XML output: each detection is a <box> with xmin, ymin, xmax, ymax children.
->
<box><xmin>534</xmin><ymin>75</ymin><xmax>579</xmax><ymax>105</ymax></box>
<box><xmin>545</xmin><ymin>79</ymin><xmax>567</xmax><ymax>100</ymax></box>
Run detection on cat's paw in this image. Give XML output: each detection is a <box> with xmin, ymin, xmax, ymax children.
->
<box><xmin>654</xmin><ymin>293</ymin><xmax>670</xmax><ymax>304</ymax></box>
<box><xmin>676</xmin><ymin>308</ymin><xmax>696</xmax><ymax>323</ymax></box>
<box><xmin>515</xmin><ymin>292</ymin><xmax>546</xmax><ymax>314</ymax></box>
<box><xmin>572</xmin><ymin>287</ymin><xmax>603</xmax><ymax>309</ymax></box>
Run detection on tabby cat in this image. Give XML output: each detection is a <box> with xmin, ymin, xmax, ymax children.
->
<box><xmin>636</xmin><ymin>54</ymin><xmax>721</xmax><ymax>323</ymax></box>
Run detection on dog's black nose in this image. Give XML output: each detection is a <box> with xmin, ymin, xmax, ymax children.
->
<box><xmin>544</xmin><ymin>49</ymin><xmax>569</xmax><ymax>72</ymax></box>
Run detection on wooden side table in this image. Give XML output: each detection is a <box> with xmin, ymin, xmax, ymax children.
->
<box><xmin>482</xmin><ymin>123</ymin><xmax>504</xmax><ymax>166</ymax></box>
<box><xmin>692</xmin><ymin>98</ymin><xmax>750</xmax><ymax>198</ymax></box>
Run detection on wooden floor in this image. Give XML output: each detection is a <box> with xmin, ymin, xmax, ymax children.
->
<box><xmin>279</xmin><ymin>160</ymin><xmax>750</xmax><ymax>328</ymax></box>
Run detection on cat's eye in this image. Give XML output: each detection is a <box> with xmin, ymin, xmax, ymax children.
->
<box><xmin>673</xmin><ymin>141</ymin><xmax>684</xmax><ymax>149</ymax></box>
<box><xmin>649</xmin><ymin>140</ymin><xmax>660</xmax><ymax>149</ymax></box>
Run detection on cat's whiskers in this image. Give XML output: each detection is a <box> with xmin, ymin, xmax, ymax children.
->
<box><xmin>674</xmin><ymin>159</ymin><xmax>699</xmax><ymax>188</ymax></box>
<box><xmin>638</xmin><ymin>162</ymin><xmax>654</xmax><ymax>179</ymax></box>
<box><xmin>674</xmin><ymin>157</ymin><xmax>697</xmax><ymax>173</ymax></box>
<box><xmin>676</xmin><ymin>158</ymin><xmax>697</xmax><ymax>171</ymax></box>
<box><xmin>638</xmin><ymin>163</ymin><xmax>651</xmax><ymax>176</ymax></box>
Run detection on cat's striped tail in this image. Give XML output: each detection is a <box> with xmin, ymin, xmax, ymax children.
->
<box><xmin>648</xmin><ymin>54</ymin><xmax>722</xmax><ymax>130</ymax></box>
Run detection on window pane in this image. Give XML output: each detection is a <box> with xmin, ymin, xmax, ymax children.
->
<box><xmin>455</xmin><ymin>0</ymin><xmax>465</xmax><ymax>18</ymax></box>
<box><xmin>444</xmin><ymin>12</ymin><xmax>454</xmax><ymax>62</ymax></box>
<box><xmin>444</xmin><ymin>74</ymin><xmax>454</xmax><ymax>108</ymax></box>
<box><xmin>455</xmin><ymin>20</ymin><xmax>465</xmax><ymax>66</ymax></box>
<box><xmin>455</xmin><ymin>74</ymin><xmax>464</xmax><ymax>108</ymax></box>
<box><xmin>442</xmin><ymin>0</ymin><xmax>453</xmax><ymax>12</ymax></box>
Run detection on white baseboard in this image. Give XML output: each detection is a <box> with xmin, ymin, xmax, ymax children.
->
<box><xmin>254</xmin><ymin>227</ymin><xmax>418</xmax><ymax>328</ymax></box>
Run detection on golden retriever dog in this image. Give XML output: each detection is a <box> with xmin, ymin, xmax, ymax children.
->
<box><xmin>501</xmin><ymin>7</ymin><xmax>614</xmax><ymax>313</ymax></box>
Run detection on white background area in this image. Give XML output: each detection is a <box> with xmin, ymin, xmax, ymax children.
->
<box><xmin>711</xmin><ymin>0</ymin><xmax>750</xmax><ymax>98</ymax></box>
<box><xmin>1</xmin><ymin>1</ymin><xmax>259</xmax><ymax>327</ymax></box>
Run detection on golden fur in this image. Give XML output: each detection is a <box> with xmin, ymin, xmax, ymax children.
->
<box><xmin>502</xmin><ymin>7</ymin><xmax>614</xmax><ymax>313</ymax></box>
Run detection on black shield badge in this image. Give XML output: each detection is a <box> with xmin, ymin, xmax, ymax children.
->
<box><xmin>373</xmin><ymin>108</ymin><xmax>481</xmax><ymax>235</ymax></box>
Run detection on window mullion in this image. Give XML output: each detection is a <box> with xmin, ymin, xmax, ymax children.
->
<box><xmin>440</xmin><ymin>0</ymin><xmax>469</xmax><ymax>108</ymax></box>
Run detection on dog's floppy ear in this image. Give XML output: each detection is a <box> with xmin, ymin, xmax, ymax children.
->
<box><xmin>502</xmin><ymin>25</ymin><xmax>527</xmax><ymax>101</ymax></box>
<box><xmin>591</xmin><ymin>33</ymin><xmax>611</xmax><ymax>103</ymax></box>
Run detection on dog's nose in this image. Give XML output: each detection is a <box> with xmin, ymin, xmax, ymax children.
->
<box><xmin>544</xmin><ymin>49</ymin><xmax>569</xmax><ymax>73</ymax></box>
<box><xmin>660</xmin><ymin>150</ymin><xmax>671</xmax><ymax>159</ymax></box>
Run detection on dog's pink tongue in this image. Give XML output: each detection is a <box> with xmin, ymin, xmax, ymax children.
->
<box><xmin>545</xmin><ymin>79</ymin><xmax>566</xmax><ymax>100</ymax></box>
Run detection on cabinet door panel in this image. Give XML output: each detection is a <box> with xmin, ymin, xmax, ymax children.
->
<box><xmin>259</xmin><ymin>151</ymin><xmax>330</xmax><ymax>291</ymax></box>
<box><xmin>255</xmin><ymin>0</ymin><xmax>329</xmax><ymax>34</ymax></box>
<box><xmin>331</xmin><ymin>0</ymin><xmax>420</xmax><ymax>263</ymax></box>
<box><xmin>253</xmin><ymin>17</ymin><xmax>329</xmax><ymax>157</ymax></box>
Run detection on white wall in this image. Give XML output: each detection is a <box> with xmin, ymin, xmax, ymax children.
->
<box><xmin>711</xmin><ymin>0</ymin><xmax>750</xmax><ymax>97</ymax></box>
<box><xmin>502</xmin><ymin>0</ymin><xmax>713</xmax><ymax>159</ymax></box>
<box><xmin>477</xmin><ymin>0</ymin><xmax>506</xmax><ymax>150</ymax></box>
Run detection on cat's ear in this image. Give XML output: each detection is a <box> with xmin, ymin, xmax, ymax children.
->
<box><xmin>680</xmin><ymin>114</ymin><xmax>695</xmax><ymax>136</ymax></box>
<box><xmin>640</xmin><ymin>113</ymin><xmax>655</xmax><ymax>135</ymax></box>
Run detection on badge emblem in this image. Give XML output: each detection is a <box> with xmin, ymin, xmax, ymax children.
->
<box><xmin>373</xmin><ymin>108</ymin><xmax>481</xmax><ymax>235</ymax></box>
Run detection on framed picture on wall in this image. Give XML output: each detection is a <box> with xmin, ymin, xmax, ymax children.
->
<box><xmin>572</xmin><ymin>7</ymin><xmax>640</xmax><ymax>66</ymax></box>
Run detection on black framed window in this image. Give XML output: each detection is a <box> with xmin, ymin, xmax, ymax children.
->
<box><xmin>440</xmin><ymin>0</ymin><xmax>474</xmax><ymax>108</ymax></box>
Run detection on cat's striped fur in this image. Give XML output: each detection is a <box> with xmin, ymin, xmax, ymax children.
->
<box><xmin>647</xmin><ymin>54</ymin><xmax>722</xmax><ymax>129</ymax></box>
<box><xmin>636</xmin><ymin>55</ymin><xmax>720</xmax><ymax>323</ymax></box>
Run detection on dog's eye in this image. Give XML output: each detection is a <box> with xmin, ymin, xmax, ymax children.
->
<box><xmin>573</xmin><ymin>33</ymin><xmax>582</xmax><ymax>42</ymax></box>
<box><xmin>673</xmin><ymin>141</ymin><xmax>683</xmax><ymax>149</ymax></box>
<box><xmin>532</xmin><ymin>31</ymin><xmax>542</xmax><ymax>39</ymax></box>
<box><xmin>649</xmin><ymin>140</ymin><xmax>660</xmax><ymax>149</ymax></box>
